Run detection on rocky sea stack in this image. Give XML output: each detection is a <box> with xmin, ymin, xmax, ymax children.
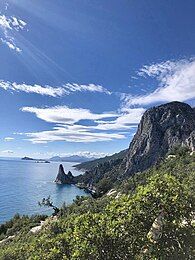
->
<box><xmin>125</xmin><ymin>101</ymin><xmax>195</xmax><ymax>175</ymax></box>
<box><xmin>55</xmin><ymin>164</ymin><xmax>74</xmax><ymax>184</ymax></box>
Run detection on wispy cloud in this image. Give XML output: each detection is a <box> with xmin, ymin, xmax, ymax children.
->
<box><xmin>30</xmin><ymin>150</ymin><xmax>109</xmax><ymax>159</ymax></box>
<box><xmin>4</xmin><ymin>137</ymin><xmax>14</xmax><ymax>142</ymax></box>
<box><xmin>122</xmin><ymin>58</ymin><xmax>195</xmax><ymax>107</ymax></box>
<box><xmin>63</xmin><ymin>83</ymin><xmax>111</xmax><ymax>95</ymax></box>
<box><xmin>19</xmin><ymin>105</ymin><xmax>144</xmax><ymax>143</ymax></box>
<box><xmin>0</xmin><ymin>14</ymin><xmax>27</xmax><ymax>52</ymax></box>
<box><xmin>22</xmin><ymin>127</ymin><xmax>125</xmax><ymax>143</ymax></box>
<box><xmin>65</xmin><ymin>151</ymin><xmax>109</xmax><ymax>158</ymax></box>
<box><xmin>95</xmin><ymin>108</ymin><xmax>145</xmax><ymax>130</ymax></box>
<box><xmin>0</xmin><ymin>80</ymin><xmax>111</xmax><ymax>97</ymax></box>
<box><xmin>0</xmin><ymin>80</ymin><xmax>66</xmax><ymax>97</ymax></box>
<box><xmin>21</xmin><ymin>106</ymin><xmax>118</xmax><ymax>124</ymax></box>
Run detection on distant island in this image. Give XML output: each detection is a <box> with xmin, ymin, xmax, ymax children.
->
<box><xmin>22</xmin><ymin>156</ymin><xmax>34</xmax><ymax>161</ymax></box>
<box><xmin>21</xmin><ymin>157</ymin><xmax>50</xmax><ymax>163</ymax></box>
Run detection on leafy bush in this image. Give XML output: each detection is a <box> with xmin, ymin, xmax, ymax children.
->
<box><xmin>0</xmin><ymin>214</ymin><xmax>46</xmax><ymax>240</ymax></box>
<box><xmin>168</xmin><ymin>145</ymin><xmax>191</xmax><ymax>157</ymax></box>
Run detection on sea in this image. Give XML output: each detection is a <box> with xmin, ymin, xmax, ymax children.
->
<box><xmin>0</xmin><ymin>159</ymin><xmax>87</xmax><ymax>224</ymax></box>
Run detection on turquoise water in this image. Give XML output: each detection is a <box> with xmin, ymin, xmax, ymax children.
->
<box><xmin>0</xmin><ymin>159</ymin><xmax>87</xmax><ymax>224</ymax></box>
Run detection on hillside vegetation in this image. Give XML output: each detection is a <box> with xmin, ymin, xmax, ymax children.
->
<box><xmin>0</xmin><ymin>148</ymin><xmax>194</xmax><ymax>259</ymax></box>
<box><xmin>74</xmin><ymin>149</ymin><xmax>127</xmax><ymax>170</ymax></box>
<box><xmin>73</xmin><ymin>149</ymin><xmax>127</xmax><ymax>196</ymax></box>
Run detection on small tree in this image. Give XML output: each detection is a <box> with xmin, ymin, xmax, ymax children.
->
<box><xmin>168</xmin><ymin>145</ymin><xmax>190</xmax><ymax>156</ymax></box>
<box><xmin>38</xmin><ymin>196</ymin><xmax>59</xmax><ymax>216</ymax></box>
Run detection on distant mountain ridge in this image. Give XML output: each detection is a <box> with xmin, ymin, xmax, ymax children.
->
<box><xmin>75</xmin><ymin>149</ymin><xmax>127</xmax><ymax>170</ymax></box>
<box><xmin>50</xmin><ymin>155</ymin><xmax>97</xmax><ymax>163</ymax></box>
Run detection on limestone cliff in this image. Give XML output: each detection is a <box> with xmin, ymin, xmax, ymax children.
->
<box><xmin>125</xmin><ymin>101</ymin><xmax>195</xmax><ymax>175</ymax></box>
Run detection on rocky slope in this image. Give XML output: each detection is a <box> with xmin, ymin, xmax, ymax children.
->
<box><xmin>125</xmin><ymin>101</ymin><xmax>195</xmax><ymax>176</ymax></box>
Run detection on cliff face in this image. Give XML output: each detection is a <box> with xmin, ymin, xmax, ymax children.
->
<box><xmin>125</xmin><ymin>101</ymin><xmax>195</xmax><ymax>175</ymax></box>
<box><xmin>55</xmin><ymin>164</ymin><xmax>74</xmax><ymax>184</ymax></box>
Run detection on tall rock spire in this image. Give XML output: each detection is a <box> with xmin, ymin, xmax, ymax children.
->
<box><xmin>55</xmin><ymin>164</ymin><xmax>74</xmax><ymax>184</ymax></box>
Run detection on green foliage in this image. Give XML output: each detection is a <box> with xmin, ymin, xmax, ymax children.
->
<box><xmin>0</xmin><ymin>152</ymin><xmax>195</xmax><ymax>259</ymax></box>
<box><xmin>168</xmin><ymin>145</ymin><xmax>191</xmax><ymax>157</ymax></box>
<box><xmin>38</xmin><ymin>196</ymin><xmax>60</xmax><ymax>215</ymax></box>
<box><xmin>96</xmin><ymin>177</ymin><xmax>113</xmax><ymax>194</ymax></box>
<box><xmin>0</xmin><ymin>214</ymin><xmax>46</xmax><ymax>241</ymax></box>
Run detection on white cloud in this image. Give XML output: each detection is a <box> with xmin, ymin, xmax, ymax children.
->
<box><xmin>0</xmin><ymin>15</ymin><xmax>12</xmax><ymax>30</ymax></box>
<box><xmin>95</xmin><ymin>108</ymin><xmax>145</xmax><ymax>130</ymax></box>
<box><xmin>1</xmin><ymin>38</ymin><xmax>21</xmax><ymax>52</ymax></box>
<box><xmin>0</xmin><ymin>14</ymin><xmax>27</xmax><ymax>52</ymax></box>
<box><xmin>23</xmin><ymin>127</ymin><xmax>125</xmax><ymax>143</ymax></box>
<box><xmin>123</xmin><ymin>58</ymin><xmax>195</xmax><ymax>106</ymax></box>
<box><xmin>29</xmin><ymin>150</ymin><xmax>109</xmax><ymax>159</ymax></box>
<box><xmin>21</xmin><ymin>106</ymin><xmax>118</xmax><ymax>124</ymax></box>
<box><xmin>0</xmin><ymin>80</ymin><xmax>66</xmax><ymax>97</ymax></box>
<box><xmin>68</xmin><ymin>151</ymin><xmax>109</xmax><ymax>158</ymax></box>
<box><xmin>0</xmin><ymin>15</ymin><xmax>26</xmax><ymax>32</ymax></box>
<box><xmin>63</xmin><ymin>83</ymin><xmax>111</xmax><ymax>95</ymax></box>
<box><xmin>4</xmin><ymin>137</ymin><xmax>14</xmax><ymax>142</ymax></box>
<box><xmin>0</xmin><ymin>80</ymin><xmax>111</xmax><ymax>97</ymax></box>
<box><xmin>19</xmin><ymin>105</ymin><xmax>143</xmax><ymax>143</ymax></box>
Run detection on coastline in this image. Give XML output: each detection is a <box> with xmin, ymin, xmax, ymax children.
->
<box><xmin>0</xmin><ymin>160</ymin><xmax>88</xmax><ymax>224</ymax></box>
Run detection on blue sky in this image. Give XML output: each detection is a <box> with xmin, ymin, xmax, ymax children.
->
<box><xmin>0</xmin><ymin>0</ymin><xmax>195</xmax><ymax>158</ymax></box>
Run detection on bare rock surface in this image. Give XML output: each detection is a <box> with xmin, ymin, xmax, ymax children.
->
<box><xmin>125</xmin><ymin>101</ymin><xmax>195</xmax><ymax>175</ymax></box>
<box><xmin>55</xmin><ymin>164</ymin><xmax>74</xmax><ymax>184</ymax></box>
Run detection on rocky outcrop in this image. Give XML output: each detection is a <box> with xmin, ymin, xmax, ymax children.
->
<box><xmin>55</xmin><ymin>164</ymin><xmax>74</xmax><ymax>184</ymax></box>
<box><xmin>187</xmin><ymin>130</ymin><xmax>195</xmax><ymax>151</ymax></box>
<box><xmin>125</xmin><ymin>101</ymin><xmax>195</xmax><ymax>175</ymax></box>
<box><xmin>0</xmin><ymin>235</ymin><xmax>15</xmax><ymax>244</ymax></box>
<box><xmin>30</xmin><ymin>221</ymin><xmax>45</xmax><ymax>234</ymax></box>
